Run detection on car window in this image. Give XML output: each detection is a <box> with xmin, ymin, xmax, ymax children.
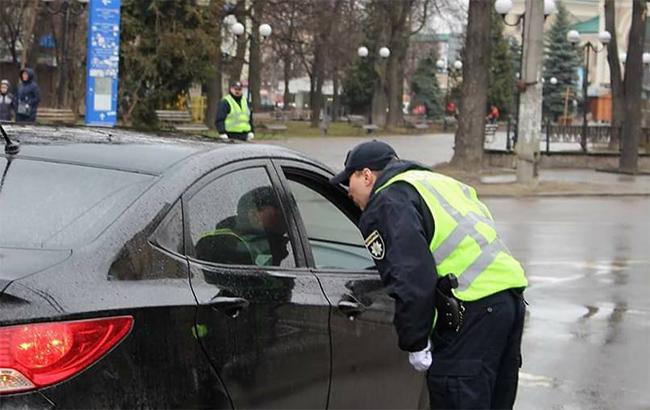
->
<box><xmin>287</xmin><ymin>179</ymin><xmax>373</xmax><ymax>270</ymax></box>
<box><xmin>187</xmin><ymin>167</ymin><xmax>295</xmax><ymax>268</ymax></box>
<box><xmin>150</xmin><ymin>200</ymin><xmax>184</xmax><ymax>255</ymax></box>
<box><xmin>0</xmin><ymin>157</ymin><xmax>153</xmax><ymax>248</ymax></box>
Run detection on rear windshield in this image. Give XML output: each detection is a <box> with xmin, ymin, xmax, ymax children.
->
<box><xmin>0</xmin><ymin>157</ymin><xmax>154</xmax><ymax>248</ymax></box>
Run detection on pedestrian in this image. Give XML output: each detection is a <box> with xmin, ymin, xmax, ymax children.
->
<box><xmin>330</xmin><ymin>140</ymin><xmax>528</xmax><ymax>410</ymax></box>
<box><xmin>15</xmin><ymin>68</ymin><xmax>41</xmax><ymax>123</ymax></box>
<box><xmin>215</xmin><ymin>81</ymin><xmax>254</xmax><ymax>141</ymax></box>
<box><xmin>487</xmin><ymin>104</ymin><xmax>500</xmax><ymax>124</ymax></box>
<box><xmin>0</xmin><ymin>79</ymin><xmax>15</xmax><ymax>122</ymax></box>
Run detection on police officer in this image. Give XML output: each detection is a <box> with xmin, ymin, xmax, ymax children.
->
<box><xmin>330</xmin><ymin>140</ymin><xmax>527</xmax><ymax>410</ymax></box>
<box><xmin>215</xmin><ymin>81</ymin><xmax>254</xmax><ymax>141</ymax></box>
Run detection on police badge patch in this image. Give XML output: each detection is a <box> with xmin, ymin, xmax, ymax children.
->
<box><xmin>364</xmin><ymin>230</ymin><xmax>385</xmax><ymax>260</ymax></box>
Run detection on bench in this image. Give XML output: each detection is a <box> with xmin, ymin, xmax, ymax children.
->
<box><xmin>155</xmin><ymin>110</ymin><xmax>209</xmax><ymax>133</ymax></box>
<box><xmin>362</xmin><ymin>124</ymin><xmax>379</xmax><ymax>134</ymax></box>
<box><xmin>484</xmin><ymin>123</ymin><xmax>498</xmax><ymax>143</ymax></box>
<box><xmin>347</xmin><ymin>115</ymin><xmax>366</xmax><ymax>127</ymax></box>
<box><xmin>264</xmin><ymin>123</ymin><xmax>288</xmax><ymax>135</ymax></box>
<box><xmin>36</xmin><ymin>108</ymin><xmax>76</xmax><ymax>124</ymax></box>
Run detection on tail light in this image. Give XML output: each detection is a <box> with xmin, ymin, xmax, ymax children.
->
<box><xmin>0</xmin><ymin>316</ymin><xmax>133</xmax><ymax>395</ymax></box>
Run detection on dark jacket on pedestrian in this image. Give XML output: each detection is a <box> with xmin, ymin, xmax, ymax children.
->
<box><xmin>0</xmin><ymin>82</ymin><xmax>14</xmax><ymax>122</ymax></box>
<box><xmin>358</xmin><ymin>159</ymin><xmax>438</xmax><ymax>352</ymax></box>
<box><xmin>215</xmin><ymin>93</ymin><xmax>254</xmax><ymax>140</ymax></box>
<box><xmin>15</xmin><ymin>68</ymin><xmax>41</xmax><ymax>123</ymax></box>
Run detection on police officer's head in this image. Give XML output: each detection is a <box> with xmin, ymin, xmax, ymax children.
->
<box><xmin>229</xmin><ymin>81</ymin><xmax>243</xmax><ymax>97</ymax></box>
<box><xmin>0</xmin><ymin>80</ymin><xmax>8</xmax><ymax>95</ymax></box>
<box><xmin>330</xmin><ymin>140</ymin><xmax>397</xmax><ymax>210</ymax></box>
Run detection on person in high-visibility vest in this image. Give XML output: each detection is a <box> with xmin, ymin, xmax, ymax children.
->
<box><xmin>330</xmin><ymin>140</ymin><xmax>527</xmax><ymax>410</ymax></box>
<box><xmin>215</xmin><ymin>81</ymin><xmax>254</xmax><ymax>141</ymax></box>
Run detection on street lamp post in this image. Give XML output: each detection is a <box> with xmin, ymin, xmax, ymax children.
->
<box><xmin>358</xmin><ymin>46</ymin><xmax>391</xmax><ymax>125</ymax></box>
<box><xmin>495</xmin><ymin>0</ymin><xmax>557</xmax><ymax>150</ymax></box>
<box><xmin>41</xmin><ymin>0</ymin><xmax>89</xmax><ymax>109</ymax></box>
<box><xmin>567</xmin><ymin>29</ymin><xmax>610</xmax><ymax>152</ymax></box>
<box><xmin>436</xmin><ymin>58</ymin><xmax>462</xmax><ymax>131</ymax></box>
<box><xmin>228</xmin><ymin>18</ymin><xmax>272</xmax><ymax>106</ymax></box>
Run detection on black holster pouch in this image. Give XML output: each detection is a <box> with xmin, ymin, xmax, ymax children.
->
<box><xmin>435</xmin><ymin>274</ymin><xmax>464</xmax><ymax>332</ymax></box>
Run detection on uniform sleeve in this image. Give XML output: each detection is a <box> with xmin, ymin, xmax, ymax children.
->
<box><xmin>215</xmin><ymin>100</ymin><xmax>229</xmax><ymax>133</ymax></box>
<box><xmin>359</xmin><ymin>183</ymin><xmax>438</xmax><ymax>352</ymax></box>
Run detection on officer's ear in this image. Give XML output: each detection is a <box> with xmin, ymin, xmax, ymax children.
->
<box><xmin>360</xmin><ymin>168</ymin><xmax>377</xmax><ymax>186</ymax></box>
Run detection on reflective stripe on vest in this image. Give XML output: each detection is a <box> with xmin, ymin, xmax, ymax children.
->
<box><xmin>199</xmin><ymin>228</ymin><xmax>253</xmax><ymax>256</ymax></box>
<box><xmin>224</xmin><ymin>95</ymin><xmax>251</xmax><ymax>133</ymax></box>
<box><xmin>376</xmin><ymin>170</ymin><xmax>527</xmax><ymax>301</ymax></box>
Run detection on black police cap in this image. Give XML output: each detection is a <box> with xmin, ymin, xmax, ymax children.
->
<box><xmin>330</xmin><ymin>140</ymin><xmax>398</xmax><ymax>186</ymax></box>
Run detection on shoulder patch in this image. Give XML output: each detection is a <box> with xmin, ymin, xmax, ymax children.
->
<box><xmin>364</xmin><ymin>230</ymin><xmax>385</xmax><ymax>260</ymax></box>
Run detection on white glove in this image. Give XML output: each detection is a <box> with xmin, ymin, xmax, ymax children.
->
<box><xmin>246</xmin><ymin>132</ymin><xmax>255</xmax><ymax>141</ymax></box>
<box><xmin>408</xmin><ymin>340</ymin><xmax>432</xmax><ymax>372</ymax></box>
<box><xmin>218</xmin><ymin>134</ymin><xmax>228</xmax><ymax>140</ymax></box>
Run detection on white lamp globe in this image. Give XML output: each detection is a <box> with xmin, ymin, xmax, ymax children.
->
<box><xmin>550</xmin><ymin>77</ymin><xmax>558</xmax><ymax>85</ymax></box>
<box><xmin>379</xmin><ymin>47</ymin><xmax>391</xmax><ymax>58</ymax></box>
<box><xmin>231</xmin><ymin>22</ymin><xmax>245</xmax><ymax>36</ymax></box>
<box><xmin>643</xmin><ymin>52</ymin><xmax>650</xmax><ymax>65</ymax></box>
<box><xmin>566</xmin><ymin>30</ymin><xmax>580</xmax><ymax>44</ymax></box>
<box><xmin>357</xmin><ymin>46</ymin><xmax>368</xmax><ymax>58</ymax></box>
<box><xmin>494</xmin><ymin>0</ymin><xmax>513</xmax><ymax>15</ymax></box>
<box><xmin>223</xmin><ymin>14</ymin><xmax>237</xmax><ymax>26</ymax></box>
<box><xmin>453</xmin><ymin>60</ymin><xmax>463</xmax><ymax>70</ymax></box>
<box><xmin>436</xmin><ymin>59</ymin><xmax>445</xmax><ymax>70</ymax></box>
<box><xmin>259</xmin><ymin>24</ymin><xmax>272</xmax><ymax>38</ymax></box>
<box><xmin>544</xmin><ymin>0</ymin><xmax>557</xmax><ymax>16</ymax></box>
<box><xmin>598</xmin><ymin>31</ymin><xmax>611</xmax><ymax>45</ymax></box>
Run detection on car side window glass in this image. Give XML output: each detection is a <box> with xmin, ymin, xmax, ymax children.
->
<box><xmin>187</xmin><ymin>167</ymin><xmax>295</xmax><ymax>268</ymax></box>
<box><xmin>287</xmin><ymin>179</ymin><xmax>373</xmax><ymax>270</ymax></box>
<box><xmin>151</xmin><ymin>201</ymin><xmax>184</xmax><ymax>255</ymax></box>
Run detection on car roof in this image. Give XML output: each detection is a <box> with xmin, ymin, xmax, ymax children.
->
<box><xmin>1</xmin><ymin>124</ymin><xmax>293</xmax><ymax>176</ymax></box>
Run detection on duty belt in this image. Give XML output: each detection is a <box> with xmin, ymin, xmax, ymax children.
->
<box><xmin>435</xmin><ymin>273</ymin><xmax>465</xmax><ymax>332</ymax></box>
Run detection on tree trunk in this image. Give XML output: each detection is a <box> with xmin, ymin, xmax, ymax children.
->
<box><xmin>205</xmin><ymin>1</ymin><xmax>225</xmax><ymax>129</ymax></box>
<box><xmin>310</xmin><ymin>46</ymin><xmax>324</xmax><ymax>127</ymax></box>
<box><xmin>283</xmin><ymin>52</ymin><xmax>291</xmax><ymax>109</ymax></box>
<box><xmin>20</xmin><ymin>0</ymin><xmax>38</xmax><ymax>69</ymax></box>
<box><xmin>604</xmin><ymin>0</ymin><xmax>624</xmax><ymax>149</ymax></box>
<box><xmin>619</xmin><ymin>0</ymin><xmax>646</xmax><ymax>173</ymax></box>
<box><xmin>332</xmin><ymin>67</ymin><xmax>340</xmax><ymax>121</ymax></box>
<box><xmin>450</xmin><ymin>0</ymin><xmax>492</xmax><ymax>172</ymax></box>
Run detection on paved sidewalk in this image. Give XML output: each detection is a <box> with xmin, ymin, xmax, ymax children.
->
<box><xmin>261</xmin><ymin>134</ymin><xmax>650</xmax><ymax>197</ymax></box>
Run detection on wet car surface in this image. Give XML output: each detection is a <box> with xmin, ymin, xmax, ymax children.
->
<box><xmin>0</xmin><ymin>126</ymin><xmax>427</xmax><ymax>409</ymax></box>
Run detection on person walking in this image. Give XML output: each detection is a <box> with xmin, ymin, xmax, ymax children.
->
<box><xmin>330</xmin><ymin>140</ymin><xmax>527</xmax><ymax>410</ymax></box>
<box><xmin>0</xmin><ymin>80</ymin><xmax>15</xmax><ymax>122</ymax></box>
<box><xmin>215</xmin><ymin>81</ymin><xmax>254</xmax><ymax>141</ymax></box>
<box><xmin>15</xmin><ymin>68</ymin><xmax>41</xmax><ymax>123</ymax></box>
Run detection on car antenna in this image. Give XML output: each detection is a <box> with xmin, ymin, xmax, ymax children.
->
<box><xmin>1</xmin><ymin>123</ymin><xmax>20</xmax><ymax>156</ymax></box>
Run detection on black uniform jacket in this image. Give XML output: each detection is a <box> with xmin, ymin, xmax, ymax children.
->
<box><xmin>358</xmin><ymin>160</ymin><xmax>439</xmax><ymax>353</ymax></box>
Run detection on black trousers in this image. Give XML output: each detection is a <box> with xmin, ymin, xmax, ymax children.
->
<box><xmin>227</xmin><ymin>132</ymin><xmax>248</xmax><ymax>141</ymax></box>
<box><xmin>427</xmin><ymin>289</ymin><xmax>526</xmax><ymax>410</ymax></box>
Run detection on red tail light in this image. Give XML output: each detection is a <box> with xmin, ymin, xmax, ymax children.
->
<box><xmin>0</xmin><ymin>316</ymin><xmax>133</xmax><ymax>394</ymax></box>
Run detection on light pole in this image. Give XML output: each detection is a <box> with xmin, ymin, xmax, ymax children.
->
<box><xmin>41</xmin><ymin>0</ymin><xmax>89</xmax><ymax>109</ymax></box>
<box><xmin>228</xmin><ymin>18</ymin><xmax>272</xmax><ymax>106</ymax></box>
<box><xmin>436</xmin><ymin>58</ymin><xmax>462</xmax><ymax>131</ymax></box>
<box><xmin>567</xmin><ymin>29</ymin><xmax>610</xmax><ymax>152</ymax></box>
<box><xmin>494</xmin><ymin>0</ymin><xmax>557</xmax><ymax>150</ymax></box>
<box><xmin>358</xmin><ymin>46</ymin><xmax>391</xmax><ymax>125</ymax></box>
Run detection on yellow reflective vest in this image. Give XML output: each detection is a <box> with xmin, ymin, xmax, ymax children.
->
<box><xmin>376</xmin><ymin>170</ymin><xmax>527</xmax><ymax>301</ymax></box>
<box><xmin>224</xmin><ymin>95</ymin><xmax>251</xmax><ymax>133</ymax></box>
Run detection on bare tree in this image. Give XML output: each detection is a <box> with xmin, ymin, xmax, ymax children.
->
<box><xmin>204</xmin><ymin>0</ymin><xmax>226</xmax><ymax>129</ymax></box>
<box><xmin>619</xmin><ymin>0</ymin><xmax>647</xmax><ymax>173</ymax></box>
<box><xmin>604</xmin><ymin>0</ymin><xmax>623</xmax><ymax>148</ymax></box>
<box><xmin>449</xmin><ymin>0</ymin><xmax>492</xmax><ymax>172</ymax></box>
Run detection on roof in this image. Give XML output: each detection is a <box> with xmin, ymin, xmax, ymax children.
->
<box><xmin>1</xmin><ymin>125</ymin><xmax>217</xmax><ymax>175</ymax></box>
<box><xmin>570</xmin><ymin>16</ymin><xmax>599</xmax><ymax>34</ymax></box>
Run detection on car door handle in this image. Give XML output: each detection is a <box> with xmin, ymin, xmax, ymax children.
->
<box><xmin>338</xmin><ymin>300</ymin><xmax>366</xmax><ymax>320</ymax></box>
<box><xmin>208</xmin><ymin>296</ymin><xmax>249</xmax><ymax>318</ymax></box>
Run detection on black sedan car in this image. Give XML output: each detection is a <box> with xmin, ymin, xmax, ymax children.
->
<box><xmin>0</xmin><ymin>126</ymin><xmax>427</xmax><ymax>409</ymax></box>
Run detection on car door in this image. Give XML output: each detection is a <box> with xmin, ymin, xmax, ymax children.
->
<box><xmin>183</xmin><ymin>160</ymin><xmax>330</xmax><ymax>409</ymax></box>
<box><xmin>273</xmin><ymin>160</ymin><xmax>427</xmax><ymax>409</ymax></box>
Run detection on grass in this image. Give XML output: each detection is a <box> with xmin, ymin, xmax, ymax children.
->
<box><xmin>202</xmin><ymin>121</ymin><xmax>431</xmax><ymax>141</ymax></box>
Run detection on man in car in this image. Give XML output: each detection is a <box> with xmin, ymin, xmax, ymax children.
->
<box><xmin>195</xmin><ymin>186</ymin><xmax>289</xmax><ymax>266</ymax></box>
<box><xmin>215</xmin><ymin>81</ymin><xmax>255</xmax><ymax>141</ymax></box>
<box><xmin>330</xmin><ymin>140</ymin><xmax>527</xmax><ymax>410</ymax></box>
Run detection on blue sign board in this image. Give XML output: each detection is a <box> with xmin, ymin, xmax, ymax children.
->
<box><xmin>85</xmin><ymin>0</ymin><xmax>121</xmax><ymax>127</ymax></box>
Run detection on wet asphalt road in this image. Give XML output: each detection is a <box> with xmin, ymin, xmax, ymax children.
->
<box><xmin>486</xmin><ymin>197</ymin><xmax>650</xmax><ymax>410</ymax></box>
<box><xmin>267</xmin><ymin>136</ymin><xmax>650</xmax><ymax>409</ymax></box>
